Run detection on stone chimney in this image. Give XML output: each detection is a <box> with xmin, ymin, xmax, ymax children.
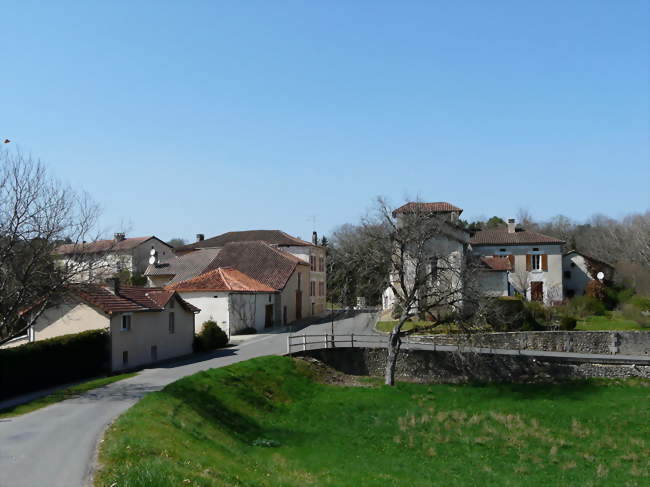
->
<box><xmin>107</xmin><ymin>277</ymin><xmax>120</xmax><ymax>295</ymax></box>
<box><xmin>114</xmin><ymin>232</ymin><xmax>126</xmax><ymax>242</ymax></box>
<box><xmin>196</xmin><ymin>233</ymin><xmax>205</xmax><ymax>242</ymax></box>
<box><xmin>507</xmin><ymin>219</ymin><xmax>516</xmax><ymax>234</ymax></box>
<box><xmin>312</xmin><ymin>231</ymin><xmax>318</xmax><ymax>245</ymax></box>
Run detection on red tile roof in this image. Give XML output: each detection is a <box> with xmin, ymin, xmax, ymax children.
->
<box><xmin>480</xmin><ymin>256</ymin><xmax>512</xmax><ymax>271</ymax></box>
<box><xmin>176</xmin><ymin>230</ymin><xmax>314</xmax><ymax>252</ymax></box>
<box><xmin>470</xmin><ymin>229</ymin><xmax>564</xmax><ymax>246</ymax></box>
<box><xmin>203</xmin><ymin>241</ymin><xmax>308</xmax><ymax>290</ymax></box>
<box><xmin>393</xmin><ymin>202</ymin><xmax>463</xmax><ymax>216</ymax></box>
<box><xmin>71</xmin><ymin>284</ymin><xmax>199</xmax><ymax>314</ymax></box>
<box><xmin>166</xmin><ymin>267</ymin><xmax>278</xmax><ymax>293</ymax></box>
<box><xmin>55</xmin><ymin>236</ymin><xmax>168</xmax><ymax>255</ymax></box>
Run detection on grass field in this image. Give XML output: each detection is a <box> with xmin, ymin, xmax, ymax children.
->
<box><xmin>95</xmin><ymin>356</ymin><xmax>649</xmax><ymax>487</ymax></box>
<box><xmin>576</xmin><ymin>315</ymin><xmax>647</xmax><ymax>331</ymax></box>
<box><xmin>375</xmin><ymin>321</ymin><xmax>461</xmax><ymax>334</ymax></box>
<box><xmin>0</xmin><ymin>372</ymin><xmax>137</xmax><ymax>418</ymax></box>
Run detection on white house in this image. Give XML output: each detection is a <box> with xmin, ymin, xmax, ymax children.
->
<box><xmin>470</xmin><ymin>219</ymin><xmax>565</xmax><ymax>304</ymax></box>
<box><xmin>166</xmin><ymin>267</ymin><xmax>278</xmax><ymax>335</ymax></box>
<box><xmin>562</xmin><ymin>250</ymin><xmax>614</xmax><ymax>298</ymax></box>
<box><xmin>6</xmin><ymin>282</ymin><xmax>199</xmax><ymax>372</ymax></box>
<box><xmin>56</xmin><ymin>234</ymin><xmax>174</xmax><ymax>282</ymax></box>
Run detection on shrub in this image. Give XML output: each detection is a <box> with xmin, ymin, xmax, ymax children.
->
<box><xmin>484</xmin><ymin>297</ymin><xmax>526</xmax><ymax>331</ymax></box>
<box><xmin>566</xmin><ymin>296</ymin><xmax>606</xmax><ymax>318</ymax></box>
<box><xmin>618</xmin><ymin>303</ymin><xmax>649</xmax><ymax>327</ymax></box>
<box><xmin>559</xmin><ymin>316</ymin><xmax>578</xmax><ymax>331</ymax></box>
<box><xmin>628</xmin><ymin>295</ymin><xmax>650</xmax><ymax>312</ymax></box>
<box><xmin>238</xmin><ymin>327</ymin><xmax>257</xmax><ymax>335</ymax></box>
<box><xmin>0</xmin><ymin>329</ymin><xmax>109</xmax><ymax>400</ymax></box>
<box><xmin>194</xmin><ymin>320</ymin><xmax>228</xmax><ymax>352</ymax></box>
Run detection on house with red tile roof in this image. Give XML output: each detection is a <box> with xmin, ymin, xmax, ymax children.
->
<box><xmin>166</xmin><ymin>267</ymin><xmax>279</xmax><ymax>335</ymax></box>
<box><xmin>9</xmin><ymin>281</ymin><xmax>199</xmax><ymax>371</ymax></box>
<box><xmin>470</xmin><ymin>219</ymin><xmax>565</xmax><ymax>304</ymax></box>
<box><xmin>55</xmin><ymin>233</ymin><xmax>174</xmax><ymax>283</ymax></box>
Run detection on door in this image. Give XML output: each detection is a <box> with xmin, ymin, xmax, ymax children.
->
<box><xmin>295</xmin><ymin>291</ymin><xmax>302</xmax><ymax>321</ymax></box>
<box><xmin>531</xmin><ymin>281</ymin><xmax>544</xmax><ymax>302</ymax></box>
<box><xmin>265</xmin><ymin>304</ymin><xmax>273</xmax><ymax>328</ymax></box>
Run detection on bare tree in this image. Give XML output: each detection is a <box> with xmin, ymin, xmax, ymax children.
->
<box><xmin>0</xmin><ymin>149</ymin><xmax>102</xmax><ymax>345</ymax></box>
<box><xmin>362</xmin><ymin>198</ymin><xmax>482</xmax><ymax>386</ymax></box>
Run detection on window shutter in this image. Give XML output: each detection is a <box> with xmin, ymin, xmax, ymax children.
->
<box><xmin>526</xmin><ymin>255</ymin><xmax>532</xmax><ymax>271</ymax></box>
<box><xmin>542</xmin><ymin>254</ymin><xmax>548</xmax><ymax>271</ymax></box>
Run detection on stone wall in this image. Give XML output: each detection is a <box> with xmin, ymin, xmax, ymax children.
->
<box><xmin>295</xmin><ymin>347</ymin><xmax>650</xmax><ymax>383</ymax></box>
<box><xmin>410</xmin><ymin>331</ymin><xmax>650</xmax><ymax>356</ymax></box>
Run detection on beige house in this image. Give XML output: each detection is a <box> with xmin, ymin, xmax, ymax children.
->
<box><xmin>55</xmin><ymin>234</ymin><xmax>174</xmax><ymax>282</ymax></box>
<box><xmin>177</xmin><ymin>229</ymin><xmax>327</xmax><ymax>316</ymax></box>
<box><xmin>167</xmin><ymin>267</ymin><xmax>278</xmax><ymax>335</ymax></box>
<box><xmin>471</xmin><ymin>219</ymin><xmax>565</xmax><ymax>304</ymax></box>
<box><xmin>8</xmin><ymin>283</ymin><xmax>199</xmax><ymax>371</ymax></box>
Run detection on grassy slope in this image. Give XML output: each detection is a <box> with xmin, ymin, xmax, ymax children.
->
<box><xmin>95</xmin><ymin>356</ymin><xmax>649</xmax><ymax>487</ymax></box>
<box><xmin>0</xmin><ymin>372</ymin><xmax>137</xmax><ymax>418</ymax></box>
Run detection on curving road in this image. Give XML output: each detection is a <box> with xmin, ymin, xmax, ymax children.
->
<box><xmin>0</xmin><ymin>312</ymin><xmax>378</xmax><ymax>487</ymax></box>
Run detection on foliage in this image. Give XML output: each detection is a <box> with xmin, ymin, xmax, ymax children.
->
<box><xmin>484</xmin><ymin>297</ymin><xmax>527</xmax><ymax>331</ymax></box>
<box><xmin>115</xmin><ymin>269</ymin><xmax>147</xmax><ymax>286</ymax></box>
<box><xmin>167</xmin><ymin>238</ymin><xmax>187</xmax><ymax>248</ymax></box>
<box><xmin>559</xmin><ymin>316</ymin><xmax>578</xmax><ymax>331</ymax></box>
<box><xmin>0</xmin><ymin>371</ymin><xmax>136</xmax><ymax>418</ymax></box>
<box><xmin>193</xmin><ymin>321</ymin><xmax>228</xmax><ymax>352</ymax></box>
<box><xmin>564</xmin><ymin>296</ymin><xmax>606</xmax><ymax>318</ymax></box>
<box><xmin>617</xmin><ymin>304</ymin><xmax>649</xmax><ymax>327</ymax></box>
<box><xmin>0</xmin><ymin>329</ymin><xmax>109</xmax><ymax>400</ymax></box>
<box><xmin>628</xmin><ymin>295</ymin><xmax>650</xmax><ymax>312</ymax></box>
<box><xmin>95</xmin><ymin>356</ymin><xmax>650</xmax><ymax>487</ymax></box>
<box><xmin>585</xmin><ymin>280</ymin><xmax>607</xmax><ymax>302</ymax></box>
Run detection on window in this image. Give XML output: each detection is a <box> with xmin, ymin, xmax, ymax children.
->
<box><xmin>564</xmin><ymin>270</ymin><xmax>571</xmax><ymax>279</ymax></box>
<box><xmin>309</xmin><ymin>255</ymin><xmax>316</xmax><ymax>271</ymax></box>
<box><xmin>121</xmin><ymin>315</ymin><xmax>131</xmax><ymax>331</ymax></box>
<box><xmin>531</xmin><ymin>254</ymin><xmax>541</xmax><ymax>270</ymax></box>
<box><xmin>500</xmin><ymin>248</ymin><xmax>506</xmax><ymax>252</ymax></box>
<box><xmin>122</xmin><ymin>350</ymin><xmax>129</xmax><ymax>365</ymax></box>
<box><xmin>169</xmin><ymin>298</ymin><xmax>175</xmax><ymax>309</ymax></box>
<box><xmin>168</xmin><ymin>312</ymin><xmax>175</xmax><ymax>334</ymax></box>
<box><xmin>268</xmin><ymin>295</ymin><xmax>272</xmax><ymax>303</ymax></box>
<box><xmin>567</xmin><ymin>289</ymin><xmax>575</xmax><ymax>298</ymax></box>
<box><xmin>310</xmin><ymin>281</ymin><xmax>316</xmax><ymax>297</ymax></box>
<box><xmin>571</xmin><ymin>262</ymin><xmax>576</xmax><ymax>268</ymax></box>
<box><xmin>532</xmin><ymin>248</ymin><xmax>539</xmax><ymax>251</ymax></box>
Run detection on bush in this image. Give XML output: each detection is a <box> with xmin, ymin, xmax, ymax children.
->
<box><xmin>559</xmin><ymin>316</ymin><xmax>578</xmax><ymax>330</ymax></box>
<box><xmin>194</xmin><ymin>321</ymin><xmax>228</xmax><ymax>352</ymax></box>
<box><xmin>566</xmin><ymin>296</ymin><xmax>606</xmax><ymax>318</ymax></box>
<box><xmin>628</xmin><ymin>295</ymin><xmax>650</xmax><ymax>312</ymax></box>
<box><xmin>0</xmin><ymin>329</ymin><xmax>109</xmax><ymax>400</ymax></box>
<box><xmin>238</xmin><ymin>327</ymin><xmax>257</xmax><ymax>335</ymax></box>
<box><xmin>618</xmin><ymin>303</ymin><xmax>650</xmax><ymax>327</ymax></box>
<box><xmin>484</xmin><ymin>297</ymin><xmax>526</xmax><ymax>331</ymax></box>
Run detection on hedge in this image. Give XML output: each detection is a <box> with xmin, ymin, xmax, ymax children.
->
<box><xmin>0</xmin><ymin>329</ymin><xmax>110</xmax><ymax>400</ymax></box>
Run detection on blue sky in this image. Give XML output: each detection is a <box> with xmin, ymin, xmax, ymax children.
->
<box><xmin>2</xmin><ymin>1</ymin><xmax>648</xmax><ymax>242</ymax></box>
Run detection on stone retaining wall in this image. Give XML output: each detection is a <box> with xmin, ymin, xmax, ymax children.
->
<box><xmin>295</xmin><ymin>347</ymin><xmax>650</xmax><ymax>383</ymax></box>
<box><xmin>410</xmin><ymin>331</ymin><xmax>650</xmax><ymax>356</ymax></box>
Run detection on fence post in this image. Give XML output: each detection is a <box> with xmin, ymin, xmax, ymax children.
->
<box><xmin>302</xmin><ymin>335</ymin><xmax>307</xmax><ymax>352</ymax></box>
<box><xmin>351</xmin><ymin>333</ymin><xmax>354</xmax><ymax>348</ymax></box>
<box><xmin>287</xmin><ymin>335</ymin><xmax>291</xmax><ymax>355</ymax></box>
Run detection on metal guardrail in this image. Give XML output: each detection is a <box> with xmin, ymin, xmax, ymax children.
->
<box><xmin>286</xmin><ymin>333</ymin><xmax>650</xmax><ymax>365</ymax></box>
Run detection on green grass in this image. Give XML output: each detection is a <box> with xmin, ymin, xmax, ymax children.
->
<box><xmin>95</xmin><ymin>356</ymin><xmax>650</xmax><ymax>487</ymax></box>
<box><xmin>576</xmin><ymin>315</ymin><xmax>647</xmax><ymax>331</ymax></box>
<box><xmin>375</xmin><ymin>321</ymin><xmax>462</xmax><ymax>334</ymax></box>
<box><xmin>0</xmin><ymin>372</ymin><xmax>137</xmax><ymax>418</ymax></box>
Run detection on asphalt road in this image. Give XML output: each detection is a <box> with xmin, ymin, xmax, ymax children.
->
<box><xmin>0</xmin><ymin>311</ymin><xmax>378</xmax><ymax>487</ymax></box>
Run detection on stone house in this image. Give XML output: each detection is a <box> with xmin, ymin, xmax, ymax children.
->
<box><xmin>562</xmin><ymin>250</ymin><xmax>614</xmax><ymax>298</ymax></box>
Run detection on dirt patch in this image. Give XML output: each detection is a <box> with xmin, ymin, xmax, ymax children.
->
<box><xmin>294</xmin><ymin>356</ymin><xmax>376</xmax><ymax>387</ymax></box>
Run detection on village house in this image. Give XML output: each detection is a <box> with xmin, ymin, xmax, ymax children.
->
<box><xmin>562</xmin><ymin>250</ymin><xmax>614</xmax><ymax>298</ymax></box>
<box><xmin>177</xmin><ymin>230</ymin><xmax>328</xmax><ymax>316</ymax></box>
<box><xmin>166</xmin><ymin>267</ymin><xmax>278</xmax><ymax>335</ymax></box>
<box><xmin>382</xmin><ymin>202</ymin><xmax>471</xmax><ymax>312</ymax></box>
<box><xmin>470</xmin><ymin>219</ymin><xmax>565</xmax><ymax>304</ymax></box>
<box><xmin>4</xmin><ymin>281</ymin><xmax>199</xmax><ymax>371</ymax></box>
<box><xmin>477</xmin><ymin>256</ymin><xmax>512</xmax><ymax>297</ymax></box>
<box><xmin>55</xmin><ymin>234</ymin><xmax>174</xmax><ymax>282</ymax></box>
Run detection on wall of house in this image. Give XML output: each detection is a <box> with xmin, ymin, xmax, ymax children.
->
<box><xmin>283</xmin><ymin>245</ymin><xmax>327</xmax><ymax>316</ymax></box>
<box><xmin>177</xmin><ymin>291</ymin><xmax>230</xmax><ymax>334</ymax></box>
<box><xmin>132</xmin><ymin>238</ymin><xmax>174</xmax><ymax>274</ymax></box>
<box><xmin>110</xmin><ymin>303</ymin><xmax>194</xmax><ymax>372</ymax></box>
<box><xmin>563</xmin><ymin>254</ymin><xmax>592</xmax><ymax>297</ymax></box>
<box><xmin>279</xmin><ymin>264</ymin><xmax>310</xmax><ymax>324</ymax></box>
<box><xmin>229</xmin><ymin>293</ymin><xmax>276</xmax><ymax>333</ymax></box>
<box><xmin>59</xmin><ymin>252</ymin><xmax>133</xmax><ymax>283</ymax></box>
<box><xmin>33</xmin><ymin>300</ymin><xmax>109</xmax><ymax>341</ymax></box>
<box><xmin>478</xmin><ymin>271</ymin><xmax>509</xmax><ymax>297</ymax></box>
<box><xmin>473</xmin><ymin>244</ymin><xmax>564</xmax><ymax>304</ymax></box>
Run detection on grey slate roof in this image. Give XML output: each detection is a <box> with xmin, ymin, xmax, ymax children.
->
<box><xmin>176</xmin><ymin>229</ymin><xmax>313</xmax><ymax>252</ymax></box>
<box><xmin>470</xmin><ymin>229</ymin><xmax>564</xmax><ymax>246</ymax></box>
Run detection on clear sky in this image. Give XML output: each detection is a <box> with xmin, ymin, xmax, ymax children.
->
<box><xmin>2</xmin><ymin>1</ymin><xmax>649</xmax><ymax>242</ymax></box>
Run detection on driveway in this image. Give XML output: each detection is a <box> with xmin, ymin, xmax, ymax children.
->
<box><xmin>0</xmin><ymin>312</ymin><xmax>377</xmax><ymax>487</ymax></box>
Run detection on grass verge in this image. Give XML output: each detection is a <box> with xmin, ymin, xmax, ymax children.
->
<box><xmin>95</xmin><ymin>356</ymin><xmax>649</xmax><ymax>486</ymax></box>
<box><xmin>0</xmin><ymin>372</ymin><xmax>137</xmax><ymax>418</ymax></box>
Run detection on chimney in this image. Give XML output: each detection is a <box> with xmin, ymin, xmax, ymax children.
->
<box><xmin>107</xmin><ymin>277</ymin><xmax>120</xmax><ymax>295</ymax></box>
<box><xmin>507</xmin><ymin>219</ymin><xmax>516</xmax><ymax>234</ymax></box>
<box><xmin>312</xmin><ymin>231</ymin><xmax>318</xmax><ymax>245</ymax></box>
<box><xmin>114</xmin><ymin>232</ymin><xmax>126</xmax><ymax>242</ymax></box>
<box><xmin>196</xmin><ymin>233</ymin><xmax>205</xmax><ymax>242</ymax></box>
